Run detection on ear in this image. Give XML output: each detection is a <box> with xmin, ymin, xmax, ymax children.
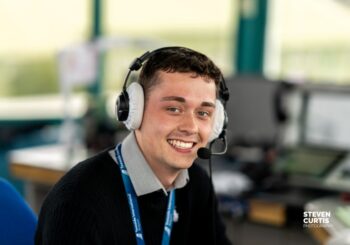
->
<box><xmin>208</xmin><ymin>100</ymin><xmax>225</xmax><ymax>142</ymax></box>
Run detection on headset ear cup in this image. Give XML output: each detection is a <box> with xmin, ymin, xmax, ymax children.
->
<box><xmin>116</xmin><ymin>93</ymin><xmax>127</xmax><ymax>122</ymax></box>
<box><xmin>208</xmin><ymin>100</ymin><xmax>225</xmax><ymax>142</ymax></box>
<box><xmin>123</xmin><ymin>83</ymin><xmax>144</xmax><ymax>130</ymax></box>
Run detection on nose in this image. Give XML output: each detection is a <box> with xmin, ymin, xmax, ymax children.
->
<box><xmin>178</xmin><ymin>112</ymin><xmax>198</xmax><ymax>135</ymax></box>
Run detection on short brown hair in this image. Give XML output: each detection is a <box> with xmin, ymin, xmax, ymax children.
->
<box><xmin>139</xmin><ymin>47</ymin><xmax>223</xmax><ymax>98</ymax></box>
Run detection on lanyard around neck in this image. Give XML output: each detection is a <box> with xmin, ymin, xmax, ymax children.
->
<box><xmin>114</xmin><ymin>144</ymin><xmax>175</xmax><ymax>245</ymax></box>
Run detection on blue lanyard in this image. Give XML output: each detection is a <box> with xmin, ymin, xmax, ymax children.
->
<box><xmin>115</xmin><ymin>144</ymin><xmax>175</xmax><ymax>245</ymax></box>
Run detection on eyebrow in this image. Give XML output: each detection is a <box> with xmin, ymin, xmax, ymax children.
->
<box><xmin>160</xmin><ymin>96</ymin><xmax>216</xmax><ymax>108</ymax></box>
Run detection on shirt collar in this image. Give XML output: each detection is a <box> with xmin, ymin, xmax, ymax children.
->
<box><xmin>109</xmin><ymin>132</ymin><xmax>189</xmax><ymax>196</ymax></box>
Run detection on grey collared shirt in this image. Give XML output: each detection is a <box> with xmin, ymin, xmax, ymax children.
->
<box><xmin>109</xmin><ymin>132</ymin><xmax>189</xmax><ymax>196</ymax></box>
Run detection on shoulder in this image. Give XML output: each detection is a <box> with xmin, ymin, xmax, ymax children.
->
<box><xmin>42</xmin><ymin>147</ymin><xmax>118</xmax><ymax>207</ymax></box>
<box><xmin>36</xmin><ymin>147</ymin><xmax>123</xmax><ymax>243</ymax></box>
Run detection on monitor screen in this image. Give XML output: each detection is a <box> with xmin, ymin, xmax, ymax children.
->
<box><xmin>280</xmin><ymin>147</ymin><xmax>346</xmax><ymax>177</ymax></box>
<box><xmin>304</xmin><ymin>91</ymin><xmax>350</xmax><ymax>150</ymax></box>
<box><xmin>225</xmin><ymin>75</ymin><xmax>280</xmax><ymax>147</ymax></box>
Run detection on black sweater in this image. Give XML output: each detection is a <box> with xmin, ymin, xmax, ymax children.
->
<box><xmin>35</xmin><ymin>148</ymin><xmax>231</xmax><ymax>245</ymax></box>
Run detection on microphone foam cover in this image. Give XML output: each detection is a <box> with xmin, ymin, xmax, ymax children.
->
<box><xmin>197</xmin><ymin>147</ymin><xmax>211</xmax><ymax>160</ymax></box>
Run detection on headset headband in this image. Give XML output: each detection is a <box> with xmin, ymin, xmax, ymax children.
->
<box><xmin>122</xmin><ymin>46</ymin><xmax>230</xmax><ymax>105</ymax></box>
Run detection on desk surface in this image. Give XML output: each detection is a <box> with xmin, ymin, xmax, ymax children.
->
<box><xmin>9</xmin><ymin>144</ymin><xmax>87</xmax><ymax>185</ymax></box>
<box><xmin>305</xmin><ymin>197</ymin><xmax>350</xmax><ymax>240</ymax></box>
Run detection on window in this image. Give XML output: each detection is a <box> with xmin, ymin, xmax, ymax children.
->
<box><xmin>0</xmin><ymin>0</ymin><xmax>89</xmax><ymax>97</ymax></box>
<box><xmin>266</xmin><ymin>0</ymin><xmax>350</xmax><ymax>85</ymax></box>
<box><xmin>103</xmin><ymin>0</ymin><xmax>236</xmax><ymax>92</ymax></box>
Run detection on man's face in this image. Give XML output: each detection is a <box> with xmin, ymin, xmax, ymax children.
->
<box><xmin>135</xmin><ymin>71</ymin><xmax>217</xmax><ymax>172</ymax></box>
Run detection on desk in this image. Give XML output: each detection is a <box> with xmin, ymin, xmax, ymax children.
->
<box><xmin>9</xmin><ymin>144</ymin><xmax>87</xmax><ymax>212</ymax></box>
<box><xmin>305</xmin><ymin>197</ymin><xmax>350</xmax><ymax>245</ymax></box>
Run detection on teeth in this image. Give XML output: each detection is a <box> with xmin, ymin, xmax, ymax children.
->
<box><xmin>168</xmin><ymin>140</ymin><xmax>194</xmax><ymax>149</ymax></box>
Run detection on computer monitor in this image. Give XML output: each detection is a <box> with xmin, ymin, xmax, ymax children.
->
<box><xmin>280</xmin><ymin>146</ymin><xmax>346</xmax><ymax>178</ymax></box>
<box><xmin>303</xmin><ymin>89</ymin><xmax>350</xmax><ymax>151</ymax></box>
<box><xmin>225</xmin><ymin>75</ymin><xmax>285</xmax><ymax>148</ymax></box>
<box><xmin>274</xmin><ymin>87</ymin><xmax>350</xmax><ymax>190</ymax></box>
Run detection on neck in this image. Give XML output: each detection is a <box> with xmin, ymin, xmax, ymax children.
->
<box><xmin>147</xmin><ymin>162</ymin><xmax>180</xmax><ymax>190</ymax></box>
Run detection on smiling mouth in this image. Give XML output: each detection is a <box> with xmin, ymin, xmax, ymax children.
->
<box><xmin>167</xmin><ymin>139</ymin><xmax>196</xmax><ymax>150</ymax></box>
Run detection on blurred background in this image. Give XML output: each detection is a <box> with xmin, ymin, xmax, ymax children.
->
<box><xmin>1</xmin><ymin>0</ymin><xmax>350</xmax><ymax>244</ymax></box>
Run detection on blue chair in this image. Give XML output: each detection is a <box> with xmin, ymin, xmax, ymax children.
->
<box><xmin>0</xmin><ymin>177</ymin><xmax>37</xmax><ymax>245</ymax></box>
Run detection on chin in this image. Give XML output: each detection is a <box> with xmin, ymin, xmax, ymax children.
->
<box><xmin>165</xmin><ymin>146</ymin><xmax>198</xmax><ymax>169</ymax></box>
<box><xmin>169</xmin><ymin>158</ymin><xmax>195</xmax><ymax>170</ymax></box>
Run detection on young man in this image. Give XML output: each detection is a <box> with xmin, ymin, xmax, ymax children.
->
<box><xmin>35</xmin><ymin>47</ymin><xmax>231</xmax><ymax>244</ymax></box>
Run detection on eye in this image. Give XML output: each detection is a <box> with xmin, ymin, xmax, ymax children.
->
<box><xmin>166</xmin><ymin>107</ymin><xmax>181</xmax><ymax>113</ymax></box>
<box><xmin>197</xmin><ymin>111</ymin><xmax>211</xmax><ymax>118</ymax></box>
